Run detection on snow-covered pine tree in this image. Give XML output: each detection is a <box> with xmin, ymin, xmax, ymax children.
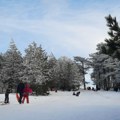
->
<box><xmin>111</xmin><ymin>58</ymin><xmax>120</xmax><ymax>90</ymax></box>
<box><xmin>1</xmin><ymin>40</ymin><xmax>24</xmax><ymax>90</ymax></box>
<box><xmin>56</xmin><ymin>56</ymin><xmax>82</xmax><ymax>91</ymax></box>
<box><xmin>74</xmin><ymin>56</ymin><xmax>90</xmax><ymax>90</ymax></box>
<box><xmin>104</xmin><ymin>14</ymin><xmax>120</xmax><ymax>60</ymax></box>
<box><xmin>90</xmin><ymin>15</ymin><xmax>120</xmax><ymax>91</ymax></box>
<box><xmin>90</xmin><ymin>53</ymin><xmax>110</xmax><ymax>90</ymax></box>
<box><xmin>23</xmin><ymin>42</ymin><xmax>49</xmax><ymax>95</ymax></box>
<box><xmin>47</xmin><ymin>53</ymin><xmax>58</xmax><ymax>91</ymax></box>
<box><xmin>0</xmin><ymin>54</ymin><xmax>5</xmax><ymax>92</ymax></box>
<box><xmin>71</xmin><ymin>62</ymin><xmax>83</xmax><ymax>90</ymax></box>
<box><xmin>53</xmin><ymin>57</ymin><xmax>68</xmax><ymax>91</ymax></box>
<box><xmin>89</xmin><ymin>51</ymin><xmax>120</xmax><ymax>91</ymax></box>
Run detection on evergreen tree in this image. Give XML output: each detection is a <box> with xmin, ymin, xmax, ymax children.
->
<box><xmin>74</xmin><ymin>56</ymin><xmax>90</xmax><ymax>90</ymax></box>
<box><xmin>71</xmin><ymin>62</ymin><xmax>83</xmax><ymax>90</ymax></box>
<box><xmin>47</xmin><ymin>53</ymin><xmax>58</xmax><ymax>90</ymax></box>
<box><xmin>56</xmin><ymin>57</ymin><xmax>71</xmax><ymax>90</ymax></box>
<box><xmin>104</xmin><ymin>14</ymin><xmax>120</xmax><ymax>59</ymax></box>
<box><xmin>1</xmin><ymin>40</ymin><xmax>24</xmax><ymax>89</ymax></box>
<box><xmin>90</xmin><ymin>51</ymin><xmax>120</xmax><ymax>90</ymax></box>
<box><xmin>0</xmin><ymin>54</ymin><xmax>5</xmax><ymax>92</ymax></box>
<box><xmin>90</xmin><ymin>53</ymin><xmax>112</xmax><ymax>90</ymax></box>
<box><xmin>24</xmin><ymin>42</ymin><xmax>49</xmax><ymax>95</ymax></box>
<box><xmin>90</xmin><ymin>15</ymin><xmax>120</xmax><ymax>91</ymax></box>
<box><xmin>56</xmin><ymin>56</ymin><xmax>82</xmax><ymax>91</ymax></box>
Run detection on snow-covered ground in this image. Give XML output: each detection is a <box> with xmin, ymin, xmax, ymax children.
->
<box><xmin>0</xmin><ymin>90</ymin><xmax>120</xmax><ymax>120</ymax></box>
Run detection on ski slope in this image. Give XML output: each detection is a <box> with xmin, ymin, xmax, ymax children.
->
<box><xmin>0</xmin><ymin>90</ymin><xmax>120</xmax><ymax>120</ymax></box>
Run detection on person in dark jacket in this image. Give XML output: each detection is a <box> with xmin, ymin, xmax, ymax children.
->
<box><xmin>17</xmin><ymin>80</ymin><xmax>25</xmax><ymax>104</ymax></box>
<box><xmin>4</xmin><ymin>87</ymin><xmax>11</xmax><ymax>104</ymax></box>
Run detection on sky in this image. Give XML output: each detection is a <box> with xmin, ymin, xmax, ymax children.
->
<box><xmin>0</xmin><ymin>0</ymin><xmax>120</xmax><ymax>58</ymax></box>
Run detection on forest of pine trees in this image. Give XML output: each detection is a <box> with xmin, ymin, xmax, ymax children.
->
<box><xmin>0</xmin><ymin>41</ymin><xmax>86</xmax><ymax>95</ymax></box>
<box><xmin>1</xmin><ymin>14</ymin><xmax>120</xmax><ymax>94</ymax></box>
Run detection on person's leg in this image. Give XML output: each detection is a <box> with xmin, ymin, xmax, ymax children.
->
<box><xmin>22</xmin><ymin>96</ymin><xmax>25</xmax><ymax>103</ymax></box>
<box><xmin>26</xmin><ymin>95</ymin><xmax>29</xmax><ymax>103</ymax></box>
<box><xmin>4</xmin><ymin>94</ymin><xmax>7</xmax><ymax>103</ymax></box>
<box><xmin>19</xmin><ymin>92</ymin><xmax>23</xmax><ymax>104</ymax></box>
<box><xmin>6</xmin><ymin>94</ymin><xmax>9</xmax><ymax>103</ymax></box>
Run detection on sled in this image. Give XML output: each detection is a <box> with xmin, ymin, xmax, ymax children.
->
<box><xmin>16</xmin><ymin>93</ymin><xmax>20</xmax><ymax>102</ymax></box>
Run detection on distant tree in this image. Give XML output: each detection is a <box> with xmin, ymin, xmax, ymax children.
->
<box><xmin>56</xmin><ymin>57</ymin><xmax>73</xmax><ymax>91</ymax></box>
<box><xmin>56</xmin><ymin>56</ymin><xmax>82</xmax><ymax>91</ymax></box>
<box><xmin>90</xmin><ymin>53</ymin><xmax>110</xmax><ymax>90</ymax></box>
<box><xmin>74</xmin><ymin>56</ymin><xmax>90</xmax><ymax>90</ymax></box>
<box><xmin>47</xmin><ymin>53</ymin><xmax>58</xmax><ymax>90</ymax></box>
<box><xmin>71</xmin><ymin>62</ymin><xmax>83</xmax><ymax>90</ymax></box>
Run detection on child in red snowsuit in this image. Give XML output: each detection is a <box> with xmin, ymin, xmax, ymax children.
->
<box><xmin>22</xmin><ymin>83</ymin><xmax>32</xmax><ymax>104</ymax></box>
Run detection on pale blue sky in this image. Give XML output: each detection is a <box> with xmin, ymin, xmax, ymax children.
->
<box><xmin>0</xmin><ymin>0</ymin><xmax>120</xmax><ymax>58</ymax></box>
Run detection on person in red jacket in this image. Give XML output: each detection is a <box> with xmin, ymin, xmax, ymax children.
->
<box><xmin>22</xmin><ymin>83</ymin><xmax>32</xmax><ymax>104</ymax></box>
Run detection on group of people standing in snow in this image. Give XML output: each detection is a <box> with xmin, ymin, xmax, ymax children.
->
<box><xmin>16</xmin><ymin>80</ymin><xmax>32</xmax><ymax>104</ymax></box>
<box><xmin>4</xmin><ymin>80</ymin><xmax>32</xmax><ymax>104</ymax></box>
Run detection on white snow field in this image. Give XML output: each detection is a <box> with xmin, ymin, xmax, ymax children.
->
<box><xmin>0</xmin><ymin>90</ymin><xmax>120</xmax><ymax>120</ymax></box>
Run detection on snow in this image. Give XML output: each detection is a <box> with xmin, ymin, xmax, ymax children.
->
<box><xmin>0</xmin><ymin>90</ymin><xmax>120</xmax><ymax>120</ymax></box>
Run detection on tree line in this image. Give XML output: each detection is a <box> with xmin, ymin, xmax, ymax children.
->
<box><xmin>0</xmin><ymin>41</ymin><xmax>88</xmax><ymax>95</ymax></box>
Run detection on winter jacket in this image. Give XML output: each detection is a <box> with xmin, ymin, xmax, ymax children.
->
<box><xmin>23</xmin><ymin>84</ymin><xmax>32</xmax><ymax>96</ymax></box>
<box><xmin>17</xmin><ymin>82</ymin><xmax>25</xmax><ymax>93</ymax></box>
<box><xmin>5</xmin><ymin>88</ymin><xmax>11</xmax><ymax>95</ymax></box>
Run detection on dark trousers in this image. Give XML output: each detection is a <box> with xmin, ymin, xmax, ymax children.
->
<box><xmin>18</xmin><ymin>92</ymin><xmax>23</xmax><ymax>104</ymax></box>
<box><xmin>4</xmin><ymin>94</ymin><xmax>9</xmax><ymax>103</ymax></box>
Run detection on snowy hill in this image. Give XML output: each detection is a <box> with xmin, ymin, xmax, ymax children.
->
<box><xmin>0</xmin><ymin>90</ymin><xmax>120</xmax><ymax>120</ymax></box>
